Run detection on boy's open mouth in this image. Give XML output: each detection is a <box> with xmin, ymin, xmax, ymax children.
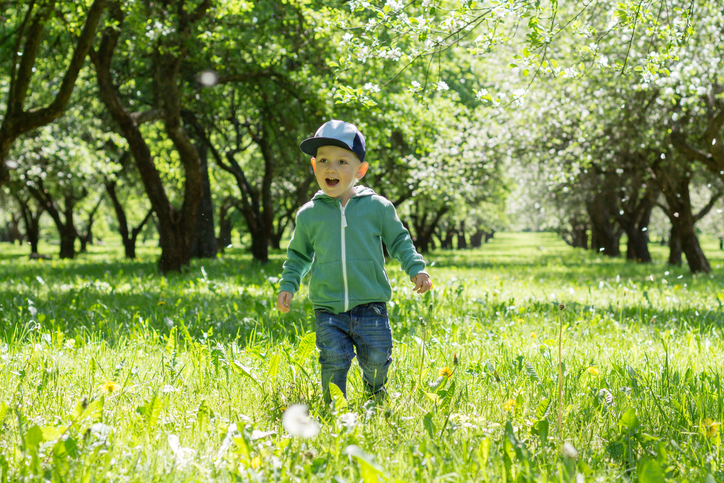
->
<box><xmin>325</xmin><ymin>178</ymin><xmax>339</xmax><ymax>187</ymax></box>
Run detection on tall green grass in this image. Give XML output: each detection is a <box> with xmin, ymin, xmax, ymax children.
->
<box><xmin>0</xmin><ymin>233</ymin><xmax>722</xmax><ymax>482</ymax></box>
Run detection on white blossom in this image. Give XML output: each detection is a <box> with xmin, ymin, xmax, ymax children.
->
<box><xmin>436</xmin><ymin>81</ymin><xmax>449</xmax><ymax>91</ymax></box>
<box><xmin>409</xmin><ymin>81</ymin><xmax>422</xmax><ymax>93</ymax></box>
<box><xmin>364</xmin><ymin>83</ymin><xmax>380</xmax><ymax>93</ymax></box>
<box><xmin>475</xmin><ymin>88</ymin><xmax>489</xmax><ymax>101</ymax></box>
<box><xmin>386</xmin><ymin>0</ymin><xmax>404</xmax><ymax>11</ymax></box>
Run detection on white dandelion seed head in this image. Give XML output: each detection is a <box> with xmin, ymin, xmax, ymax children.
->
<box><xmin>562</xmin><ymin>442</ymin><xmax>579</xmax><ymax>459</ymax></box>
<box><xmin>338</xmin><ymin>412</ymin><xmax>358</xmax><ymax>430</ymax></box>
<box><xmin>168</xmin><ymin>434</ymin><xmax>196</xmax><ymax>468</ymax></box>
<box><xmin>198</xmin><ymin>70</ymin><xmax>218</xmax><ymax>87</ymax></box>
<box><xmin>282</xmin><ymin>404</ymin><xmax>320</xmax><ymax>439</ymax></box>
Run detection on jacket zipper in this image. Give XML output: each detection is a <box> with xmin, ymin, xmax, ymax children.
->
<box><xmin>339</xmin><ymin>201</ymin><xmax>349</xmax><ymax>312</ymax></box>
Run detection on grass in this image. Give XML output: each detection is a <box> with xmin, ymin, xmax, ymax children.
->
<box><xmin>0</xmin><ymin>232</ymin><xmax>723</xmax><ymax>482</ymax></box>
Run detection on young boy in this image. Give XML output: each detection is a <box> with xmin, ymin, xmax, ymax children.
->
<box><xmin>276</xmin><ymin>119</ymin><xmax>432</xmax><ymax>404</ymax></box>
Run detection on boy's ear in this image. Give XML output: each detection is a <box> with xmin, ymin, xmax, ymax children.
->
<box><xmin>356</xmin><ymin>162</ymin><xmax>369</xmax><ymax>179</ymax></box>
<box><xmin>310</xmin><ymin>158</ymin><xmax>316</xmax><ymax>172</ymax></box>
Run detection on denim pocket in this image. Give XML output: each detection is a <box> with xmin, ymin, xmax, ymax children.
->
<box><xmin>356</xmin><ymin>302</ymin><xmax>388</xmax><ymax>319</ymax></box>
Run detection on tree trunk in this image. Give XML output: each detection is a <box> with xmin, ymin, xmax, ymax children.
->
<box><xmin>16</xmin><ymin>196</ymin><xmax>43</xmax><ymax>254</ymax></box>
<box><xmin>58</xmin><ymin>221</ymin><xmax>76</xmax><ymax>259</ymax></box>
<box><xmin>668</xmin><ymin>228</ymin><xmax>682</xmax><ymax>266</ymax></box>
<box><xmin>191</xmin><ymin>142</ymin><xmax>218</xmax><ymax>259</ymax></box>
<box><xmin>105</xmin><ymin>177</ymin><xmax>153</xmax><ymax>259</ymax></box>
<box><xmin>470</xmin><ymin>230</ymin><xmax>485</xmax><ymax>248</ymax></box>
<box><xmin>217</xmin><ymin>198</ymin><xmax>234</xmax><ymax>252</ymax></box>
<box><xmin>78</xmin><ymin>196</ymin><xmax>103</xmax><ymax>254</ymax></box>
<box><xmin>91</xmin><ymin>1</ymin><xmax>205</xmax><ymax>273</ymax></box>
<box><xmin>457</xmin><ymin>221</ymin><xmax>467</xmax><ymax>249</ymax></box>
<box><xmin>586</xmin><ymin>192</ymin><xmax>621</xmax><ymax>257</ymax></box>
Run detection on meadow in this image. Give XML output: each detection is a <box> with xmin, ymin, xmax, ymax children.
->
<box><xmin>0</xmin><ymin>232</ymin><xmax>723</xmax><ymax>482</ymax></box>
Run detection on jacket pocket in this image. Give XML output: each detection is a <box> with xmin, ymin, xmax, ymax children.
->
<box><xmin>347</xmin><ymin>258</ymin><xmax>391</xmax><ymax>301</ymax></box>
<box><xmin>309</xmin><ymin>260</ymin><xmax>343</xmax><ymax>304</ymax></box>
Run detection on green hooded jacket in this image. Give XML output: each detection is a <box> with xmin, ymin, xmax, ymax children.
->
<box><xmin>280</xmin><ymin>186</ymin><xmax>426</xmax><ymax>314</ymax></box>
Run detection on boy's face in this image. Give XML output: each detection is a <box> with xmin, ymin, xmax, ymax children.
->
<box><xmin>311</xmin><ymin>145</ymin><xmax>369</xmax><ymax>203</ymax></box>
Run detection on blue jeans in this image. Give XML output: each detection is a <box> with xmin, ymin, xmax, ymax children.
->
<box><xmin>315</xmin><ymin>302</ymin><xmax>393</xmax><ymax>403</ymax></box>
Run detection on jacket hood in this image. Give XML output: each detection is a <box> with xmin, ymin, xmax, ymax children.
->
<box><xmin>312</xmin><ymin>185</ymin><xmax>376</xmax><ymax>201</ymax></box>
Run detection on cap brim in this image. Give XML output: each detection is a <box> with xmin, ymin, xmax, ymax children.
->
<box><xmin>300</xmin><ymin>137</ymin><xmax>355</xmax><ymax>158</ymax></box>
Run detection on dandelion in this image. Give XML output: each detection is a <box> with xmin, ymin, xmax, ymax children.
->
<box><xmin>168</xmin><ymin>434</ymin><xmax>196</xmax><ymax>468</ymax></box>
<box><xmin>338</xmin><ymin>412</ymin><xmax>358</xmax><ymax>430</ymax></box>
<box><xmin>503</xmin><ymin>398</ymin><xmax>516</xmax><ymax>412</ymax></box>
<box><xmin>702</xmin><ymin>418</ymin><xmax>720</xmax><ymax>439</ymax></box>
<box><xmin>198</xmin><ymin>70</ymin><xmax>218</xmax><ymax>87</ymax></box>
<box><xmin>439</xmin><ymin>367</ymin><xmax>454</xmax><ymax>379</ymax></box>
<box><xmin>282</xmin><ymin>404</ymin><xmax>320</xmax><ymax>439</ymax></box>
<box><xmin>531</xmin><ymin>332</ymin><xmax>537</xmax><ymax>338</ymax></box>
<box><xmin>585</xmin><ymin>366</ymin><xmax>600</xmax><ymax>376</ymax></box>
<box><xmin>102</xmin><ymin>381</ymin><xmax>121</xmax><ymax>394</ymax></box>
<box><xmin>562</xmin><ymin>442</ymin><xmax>579</xmax><ymax>459</ymax></box>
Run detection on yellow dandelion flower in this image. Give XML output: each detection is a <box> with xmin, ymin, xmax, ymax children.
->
<box><xmin>439</xmin><ymin>367</ymin><xmax>454</xmax><ymax>379</ymax></box>
<box><xmin>585</xmin><ymin>367</ymin><xmax>600</xmax><ymax>376</ymax></box>
<box><xmin>102</xmin><ymin>381</ymin><xmax>121</xmax><ymax>394</ymax></box>
<box><xmin>703</xmin><ymin>418</ymin><xmax>720</xmax><ymax>439</ymax></box>
<box><xmin>503</xmin><ymin>398</ymin><xmax>516</xmax><ymax>412</ymax></box>
<box><xmin>251</xmin><ymin>455</ymin><xmax>262</xmax><ymax>469</ymax></box>
<box><xmin>530</xmin><ymin>332</ymin><xmax>537</xmax><ymax>339</ymax></box>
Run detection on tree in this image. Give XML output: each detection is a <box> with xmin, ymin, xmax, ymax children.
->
<box><xmin>90</xmin><ymin>0</ymin><xmax>210</xmax><ymax>273</ymax></box>
<box><xmin>0</xmin><ymin>0</ymin><xmax>107</xmax><ymax>185</ymax></box>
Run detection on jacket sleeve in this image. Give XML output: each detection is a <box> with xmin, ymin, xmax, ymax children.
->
<box><xmin>279</xmin><ymin>215</ymin><xmax>314</xmax><ymax>294</ymax></box>
<box><xmin>380</xmin><ymin>201</ymin><xmax>427</xmax><ymax>280</ymax></box>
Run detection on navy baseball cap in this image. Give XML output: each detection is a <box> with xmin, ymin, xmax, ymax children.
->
<box><xmin>300</xmin><ymin>120</ymin><xmax>366</xmax><ymax>163</ymax></box>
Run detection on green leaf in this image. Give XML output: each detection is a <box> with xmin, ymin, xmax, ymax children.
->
<box><xmin>619</xmin><ymin>408</ymin><xmax>640</xmax><ymax>431</ymax></box>
<box><xmin>423</xmin><ymin>412</ymin><xmax>436</xmax><ymax>438</ymax></box>
<box><xmin>197</xmin><ymin>400</ymin><xmax>210</xmax><ymax>432</ymax></box>
<box><xmin>41</xmin><ymin>425</ymin><xmax>67</xmax><ymax>441</ymax></box>
<box><xmin>25</xmin><ymin>425</ymin><xmax>44</xmax><ymax>450</ymax></box>
<box><xmin>638</xmin><ymin>458</ymin><xmax>665</xmax><ymax>483</ymax></box>
<box><xmin>232</xmin><ymin>361</ymin><xmax>262</xmax><ymax>388</ymax></box>
<box><xmin>536</xmin><ymin>397</ymin><xmax>551</xmax><ymax>419</ymax></box>
<box><xmin>268</xmin><ymin>353</ymin><xmax>281</xmax><ymax>380</ymax></box>
<box><xmin>295</xmin><ymin>332</ymin><xmax>316</xmax><ymax>364</ymax></box>
<box><xmin>137</xmin><ymin>395</ymin><xmax>162</xmax><ymax>428</ymax></box>
<box><xmin>329</xmin><ymin>382</ymin><xmax>348</xmax><ymax>410</ymax></box>
<box><xmin>532</xmin><ymin>418</ymin><xmax>549</xmax><ymax>448</ymax></box>
<box><xmin>0</xmin><ymin>402</ymin><xmax>7</xmax><ymax>422</ymax></box>
<box><xmin>526</xmin><ymin>361</ymin><xmax>540</xmax><ymax>383</ymax></box>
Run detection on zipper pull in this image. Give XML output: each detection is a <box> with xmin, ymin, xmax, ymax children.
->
<box><xmin>340</xmin><ymin>206</ymin><xmax>348</xmax><ymax>228</ymax></box>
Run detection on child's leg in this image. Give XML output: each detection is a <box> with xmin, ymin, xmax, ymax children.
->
<box><xmin>350</xmin><ymin>303</ymin><xmax>393</xmax><ymax>396</ymax></box>
<box><xmin>315</xmin><ymin>310</ymin><xmax>354</xmax><ymax>403</ymax></box>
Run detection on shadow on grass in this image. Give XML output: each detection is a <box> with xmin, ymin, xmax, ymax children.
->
<box><xmin>2</xmin><ymin>233</ymin><xmax>724</xmax><ymax>347</ymax></box>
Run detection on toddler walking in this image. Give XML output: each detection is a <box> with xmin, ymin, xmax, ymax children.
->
<box><xmin>276</xmin><ymin>120</ymin><xmax>432</xmax><ymax>403</ymax></box>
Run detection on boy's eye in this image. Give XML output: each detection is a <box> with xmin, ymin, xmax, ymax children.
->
<box><xmin>339</xmin><ymin>160</ymin><xmax>348</xmax><ymax>165</ymax></box>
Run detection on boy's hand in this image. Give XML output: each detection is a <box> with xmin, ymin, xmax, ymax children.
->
<box><xmin>412</xmin><ymin>273</ymin><xmax>433</xmax><ymax>294</ymax></box>
<box><xmin>277</xmin><ymin>291</ymin><xmax>293</xmax><ymax>313</ymax></box>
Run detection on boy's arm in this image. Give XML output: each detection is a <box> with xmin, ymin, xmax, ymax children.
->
<box><xmin>380</xmin><ymin>201</ymin><xmax>428</xmax><ymax>280</ymax></box>
<box><xmin>279</xmin><ymin>217</ymin><xmax>314</xmax><ymax>297</ymax></box>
